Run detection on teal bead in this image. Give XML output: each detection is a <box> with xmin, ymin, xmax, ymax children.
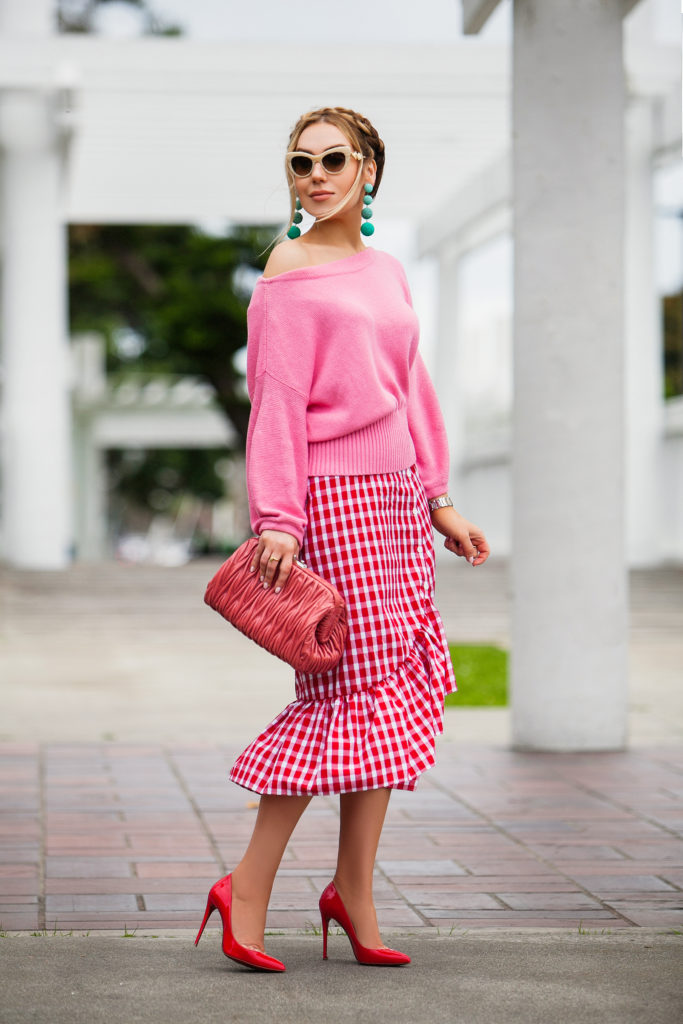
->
<box><xmin>361</xmin><ymin>222</ymin><xmax>375</xmax><ymax>236</ymax></box>
<box><xmin>364</xmin><ymin>183</ymin><xmax>373</xmax><ymax>193</ymax></box>
<box><xmin>363</xmin><ymin>195</ymin><xmax>373</xmax><ymax>205</ymax></box>
<box><xmin>293</xmin><ymin>211</ymin><xmax>303</xmax><ymax>224</ymax></box>
<box><xmin>287</xmin><ymin>224</ymin><xmax>301</xmax><ymax>239</ymax></box>
<box><xmin>295</xmin><ymin>198</ymin><xmax>302</xmax><ymax>210</ymax></box>
<box><xmin>361</xmin><ymin>207</ymin><xmax>373</xmax><ymax>220</ymax></box>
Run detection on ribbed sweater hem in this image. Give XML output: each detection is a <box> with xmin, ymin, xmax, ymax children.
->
<box><xmin>307</xmin><ymin>407</ymin><xmax>416</xmax><ymax>477</ymax></box>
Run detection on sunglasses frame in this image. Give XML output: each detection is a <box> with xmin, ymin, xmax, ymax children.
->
<box><xmin>286</xmin><ymin>145</ymin><xmax>364</xmax><ymax>178</ymax></box>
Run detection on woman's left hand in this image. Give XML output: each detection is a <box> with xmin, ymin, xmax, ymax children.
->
<box><xmin>430</xmin><ymin>506</ymin><xmax>490</xmax><ymax>567</ymax></box>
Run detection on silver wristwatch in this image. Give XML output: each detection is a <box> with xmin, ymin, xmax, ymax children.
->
<box><xmin>428</xmin><ymin>495</ymin><xmax>454</xmax><ymax>512</ymax></box>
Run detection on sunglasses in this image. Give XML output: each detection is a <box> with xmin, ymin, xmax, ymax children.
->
<box><xmin>286</xmin><ymin>146</ymin><xmax>363</xmax><ymax>178</ymax></box>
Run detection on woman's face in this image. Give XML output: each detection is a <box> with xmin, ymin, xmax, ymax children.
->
<box><xmin>293</xmin><ymin>122</ymin><xmax>368</xmax><ymax>220</ymax></box>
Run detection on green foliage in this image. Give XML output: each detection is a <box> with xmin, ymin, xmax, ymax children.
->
<box><xmin>107</xmin><ymin>448</ymin><xmax>226</xmax><ymax>512</ymax></box>
<box><xmin>69</xmin><ymin>223</ymin><xmax>277</xmax><ymax>446</ymax></box>
<box><xmin>445</xmin><ymin>644</ymin><xmax>508</xmax><ymax>706</ymax></box>
<box><xmin>69</xmin><ymin>222</ymin><xmax>278</xmax><ymax>521</ymax></box>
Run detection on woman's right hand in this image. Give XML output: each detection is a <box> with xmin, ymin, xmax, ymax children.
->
<box><xmin>250</xmin><ymin>530</ymin><xmax>300</xmax><ymax>593</ymax></box>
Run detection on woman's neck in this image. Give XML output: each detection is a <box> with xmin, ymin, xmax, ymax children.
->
<box><xmin>300</xmin><ymin>217</ymin><xmax>366</xmax><ymax>256</ymax></box>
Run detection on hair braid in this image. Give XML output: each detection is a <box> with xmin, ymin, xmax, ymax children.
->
<box><xmin>271</xmin><ymin>106</ymin><xmax>386</xmax><ymax>248</ymax></box>
<box><xmin>332</xmin><ymin>108</ymin><xmax>385</xmax><ymax>196</ymax></box>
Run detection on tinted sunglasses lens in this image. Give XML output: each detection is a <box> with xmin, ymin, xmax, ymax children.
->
<box><xmin>321</xmin><ymin>150</ymin><xmax>347</xmax><ymax>173</ymax></box>
<box><xmin>290</xmin><ymin>155</ymin><xmax>313</xmax><ymax>177</ymax></box>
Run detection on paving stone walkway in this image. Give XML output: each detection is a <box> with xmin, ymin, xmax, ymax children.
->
<box><xmin>1</xmin><ymin>741</ymin><xmax>682</xmax><ymax>934</ymax></box>
<box><xmin>1</xmin><ymin>559</ymin><xmax>682</xmax><ymax>938</ymax></box>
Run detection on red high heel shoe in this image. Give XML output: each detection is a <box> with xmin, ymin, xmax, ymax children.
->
<box><xmin>195</xmin><ymin>874</ymin><xmax>285</xmax><ymax>973</ymax></box>
<box><xmin>319</xmin><ymin>881</ymin><xmax>411</xmax><ymax>966</ymax></box>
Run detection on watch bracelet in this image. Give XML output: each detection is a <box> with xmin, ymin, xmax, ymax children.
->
<box><xmin>428</xmin><ymin>495</ymin><xmax>454</xmax><ymax>512</ymax></box>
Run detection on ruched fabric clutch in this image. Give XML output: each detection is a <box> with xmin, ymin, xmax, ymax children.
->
<box><xmin>204</xmin><ymin>537</ymin><xmax>348</xmax><ymax>673</ymax></box>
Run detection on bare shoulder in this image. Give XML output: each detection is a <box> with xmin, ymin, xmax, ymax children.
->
<box><xmin>262</xmin><ymin>241</ymin><xmax>311</xmax><ymax>279</ymax></box>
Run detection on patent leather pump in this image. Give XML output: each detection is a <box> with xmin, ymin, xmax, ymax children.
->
<box><xmin>195</xmin><ymin>874</ymin><xmax>285</xmax><ymax>972</ymax></box>
<box><xmin>319</xmin><ymin>881</ymin><xmax>411</xmax><ymax>966</ymax></box>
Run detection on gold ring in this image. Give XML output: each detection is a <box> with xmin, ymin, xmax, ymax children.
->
<box><xmin>269</xmin><ymin>555</ymin><xmax>279</xmax><ymax>561</ymax></box>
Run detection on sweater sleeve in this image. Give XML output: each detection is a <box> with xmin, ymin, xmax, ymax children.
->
<box><xmin>407</xmin><ymin>350</ymin><xmax>450</xmax><ymax>499</ymax></box>
<box><xmin>246</xmin><ymin>372</ymin><xmax>309</xmax><ymax>544</ymax></box>
<box><xmin>244</xmin><ymin>282</ymin><xmax>313</xmax><ymax>545</ymax></box>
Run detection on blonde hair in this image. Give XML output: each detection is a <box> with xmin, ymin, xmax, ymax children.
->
<box><xmin>270</xmin><ymin>107</ymin><xmax>386</xmax><ymax>250</ymax></box>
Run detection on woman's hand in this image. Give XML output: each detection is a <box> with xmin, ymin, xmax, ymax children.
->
<box><xmin>430</xmin><ymin>506</ymin><xmax>490</xmax><ymax>567</ymax></box>
<box><xmin>250</xmin><ymin>530</ymin><xmax>300</xmax><ymax>593</ymax></box>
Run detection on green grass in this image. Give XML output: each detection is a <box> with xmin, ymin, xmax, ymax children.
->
<box><xmin>445</xmin><ymin>644</ymin><xmax>508</xmax><ymax>706</ymax></box>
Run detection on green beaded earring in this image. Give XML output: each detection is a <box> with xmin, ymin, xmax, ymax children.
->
<box><xmin>361</xmin><ymin>183</ymin><xmax>374</xmax><ymax>237</ymax></box>
<box><xmin>287</xmin><ymin>197</ymin><xmax>303</xmax><ymax>239</ymax></box>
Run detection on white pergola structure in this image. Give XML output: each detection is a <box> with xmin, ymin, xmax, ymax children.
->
<box><xmin>0</xmin><ymin>0</ymin><xmax>680</xmax><ymax>750</ymax></box>
<box><xmin>0</xmin><ymin>0</ymin><xmax>511</xmax><ymax>573</ymax></box>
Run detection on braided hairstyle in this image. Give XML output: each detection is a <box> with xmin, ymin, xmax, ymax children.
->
<box><xmin>277</xmin><ymin>106</ymin><xmax>386</xmax><ymax>245</ymax></box>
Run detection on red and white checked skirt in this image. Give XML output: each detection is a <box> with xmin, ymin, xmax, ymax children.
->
<box><xmin>229</xmin><ymin>465</ymin><xmax>457</xmax><ymax>796</ymax></box>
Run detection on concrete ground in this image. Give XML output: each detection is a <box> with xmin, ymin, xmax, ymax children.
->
<box><xmin>0</xmin><ymin>557</ymin><xmax>681</xmax><ymax>1022</ymax></box>
<box><xmin>1</xmin><ymin>932</ymin><xmax>681</xmax><ymax>1024</ymax></box>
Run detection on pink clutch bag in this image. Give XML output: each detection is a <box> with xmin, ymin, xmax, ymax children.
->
<box><xmin>204</xmin><ymin>537</ymin><xmax>348</xmax><ymax>673</ymax></box>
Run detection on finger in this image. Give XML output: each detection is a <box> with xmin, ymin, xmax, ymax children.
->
<box><xmin>261</xmin><ymin>552</ymin><xmax>281</xmax><ymax>588</ymax></box>
<box><xmin>445</xmin><ymin>534</ymin><xmax>476</xmax><ymax>563</ymax></box>
<box><xmin>452</xmin><ymin>531</ymin><xmax>477</xmax><ymax>563</ymax></box>
<box><xmin>250</xmin><ymin>539</ymin><xmax>266</xmax><ymax>574</ymax></box>
<box><xmin>472</xmin><ymin>540</ymin><xmax>491</xmax><ymax>565</ymax></box>
<box><xmin>273</xmin><ymin>554</ymin><xmax>294</xmax><ymax>594</ymax></box>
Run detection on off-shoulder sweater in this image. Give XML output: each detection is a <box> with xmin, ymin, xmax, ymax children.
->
<box><xmin>245</xmin><ymin>246</ymin><xmax>450</xmax><ymax>544</ymax></box>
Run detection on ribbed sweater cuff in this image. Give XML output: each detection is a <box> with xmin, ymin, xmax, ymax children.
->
<box><xmin>307</xmin><ymin>407</ymin><xmax>416</xmax><ymax>477</ymax></box>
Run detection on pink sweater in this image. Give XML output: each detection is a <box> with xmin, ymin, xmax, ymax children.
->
<box><xmin>246</xmin><ymin>247</ymin><xmax>450</xmax><ymax>544</ymax></box>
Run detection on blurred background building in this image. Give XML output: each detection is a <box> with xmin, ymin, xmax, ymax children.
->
<box><xmin>1</xmin><ymin>0</ymin><xmax>679</xmax><ymax>570</ymax></box>
<box><xmin>0</xmin><ymin>0</ymin><xmax>680</xmax><ymax>750</ymax></box>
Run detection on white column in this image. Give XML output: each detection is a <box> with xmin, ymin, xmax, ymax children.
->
<box><xmin>73</xmin><ymin>424</ymin><xmax>107</xmax><ymax>562</ymax></box>
<box><xmin>624</xmin><ymin>96</ymin><xmax>663</xmax><ymax>566</ymax></box>
<box><xmin>72</xmin><ymin>335</ymin><xmax>108</xmax><ymax>561</ymax></box>
<box><xmin>432</xmin><ymin>246</ymin><xmax>466</xmax><ymax>514</ymax></box>
<box><xmin>0</xmin><ymin>89</ymin><xmax>73</xmax><ymax>568</ymax></box>
<box><xmin>511</xmin><ymin>0</ymin><xmax>629</xmax><ymax>750</ymax></box>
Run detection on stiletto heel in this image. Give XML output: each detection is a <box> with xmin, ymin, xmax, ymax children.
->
<box><xmin>318</xmin><ymin>881</ymin><xmax>410</xmax><ymax>966</ymax></box>
<box><xmin>195</xmin><ymin>874</ymin><xmax>285</xmax><ymax>972</ymax></box>
<box><xmin>194</xmin><ymin>897</ymin><xmax>215</xmax><ymax>945</ymax></box>
<box><xmin>321</xmin><ymin>913</ymin><xmax>329</xmax><ymax>960</ymax></box>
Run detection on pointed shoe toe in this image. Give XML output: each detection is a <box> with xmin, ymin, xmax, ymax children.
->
<box><xmin>225</xmin><ymin>943</ymin><xmax>286</xmax><ymax>973</ymax></box>
<box><xmin>356</xmin><ymin>946</ymin><xmax>411</xmax><ymax>967</ymax></box>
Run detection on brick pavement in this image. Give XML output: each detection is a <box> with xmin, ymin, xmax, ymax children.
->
<box><xmin>1</xmin><ymin>559</ymin><xmax>682</xmax><ymax>936</ymax></box>
<box><xmin>1</xmin><ymin>741</ymin><xmax>681</xmax><ymax>934</ymax></box>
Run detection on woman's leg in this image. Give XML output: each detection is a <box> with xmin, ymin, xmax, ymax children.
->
<box><xmin>333</xmin><ymin>787</ymin><xmax>391</xmax><ymax>948</ymax></box>
<box><xmin>230</xmin><ymin>793</ymin><xmax>312</xmax><ymax>950</ymax></box>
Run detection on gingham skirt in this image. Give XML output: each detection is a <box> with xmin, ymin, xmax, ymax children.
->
<box><xmin>229</xmin><ymin>465</ymin><xmax>457</xmax><ymax>796</ymax></box>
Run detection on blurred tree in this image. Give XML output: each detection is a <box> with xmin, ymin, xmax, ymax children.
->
<box><xmin>59</xmin><ymin>2</ymin><xmax>281</xmax><ymax>542</ymax></box>
<box><xmin>107</xmin><ymin>447</ymin><xmax>225</xmax><ymax>510</ymax></box>
<box><xmin>58</xmin><ymin>0</ymin><xmax>182</xmax><ymax>36</ymax></box>
<box><xmin>663</xmin><ymin>290</ymin><xmax>683</xmax><ymax>399</ymax></box>
<box><xmin>68</xmin><ymin>223</ymin><xmax>277</xmax><ymax>446</ymax></box>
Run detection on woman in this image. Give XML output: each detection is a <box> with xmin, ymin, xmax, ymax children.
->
<box><xmin>195</xmin><ymin>107</ymin><xmax>490</xmax><ymax>972</ymax></box>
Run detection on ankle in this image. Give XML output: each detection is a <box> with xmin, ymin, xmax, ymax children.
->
<box><xmin>231</xmin><ymin>866</ymin><xmax>271</xmax><ymax>908</ymax></box>
<box><xmin>332</xmin><ymin>874</ymin><xmax>373</xmax><ymax>907</ymax></box>
<box><xmin>328</xmin><ymin>879</ymin><xmax>383</xmax><ymax>949</ymax></box>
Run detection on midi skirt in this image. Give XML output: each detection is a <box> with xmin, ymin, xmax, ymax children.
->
<box><xmin>229</xmin><ymin>465</ymin><xmax>457</xmax><ymax>796</ymax></box>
